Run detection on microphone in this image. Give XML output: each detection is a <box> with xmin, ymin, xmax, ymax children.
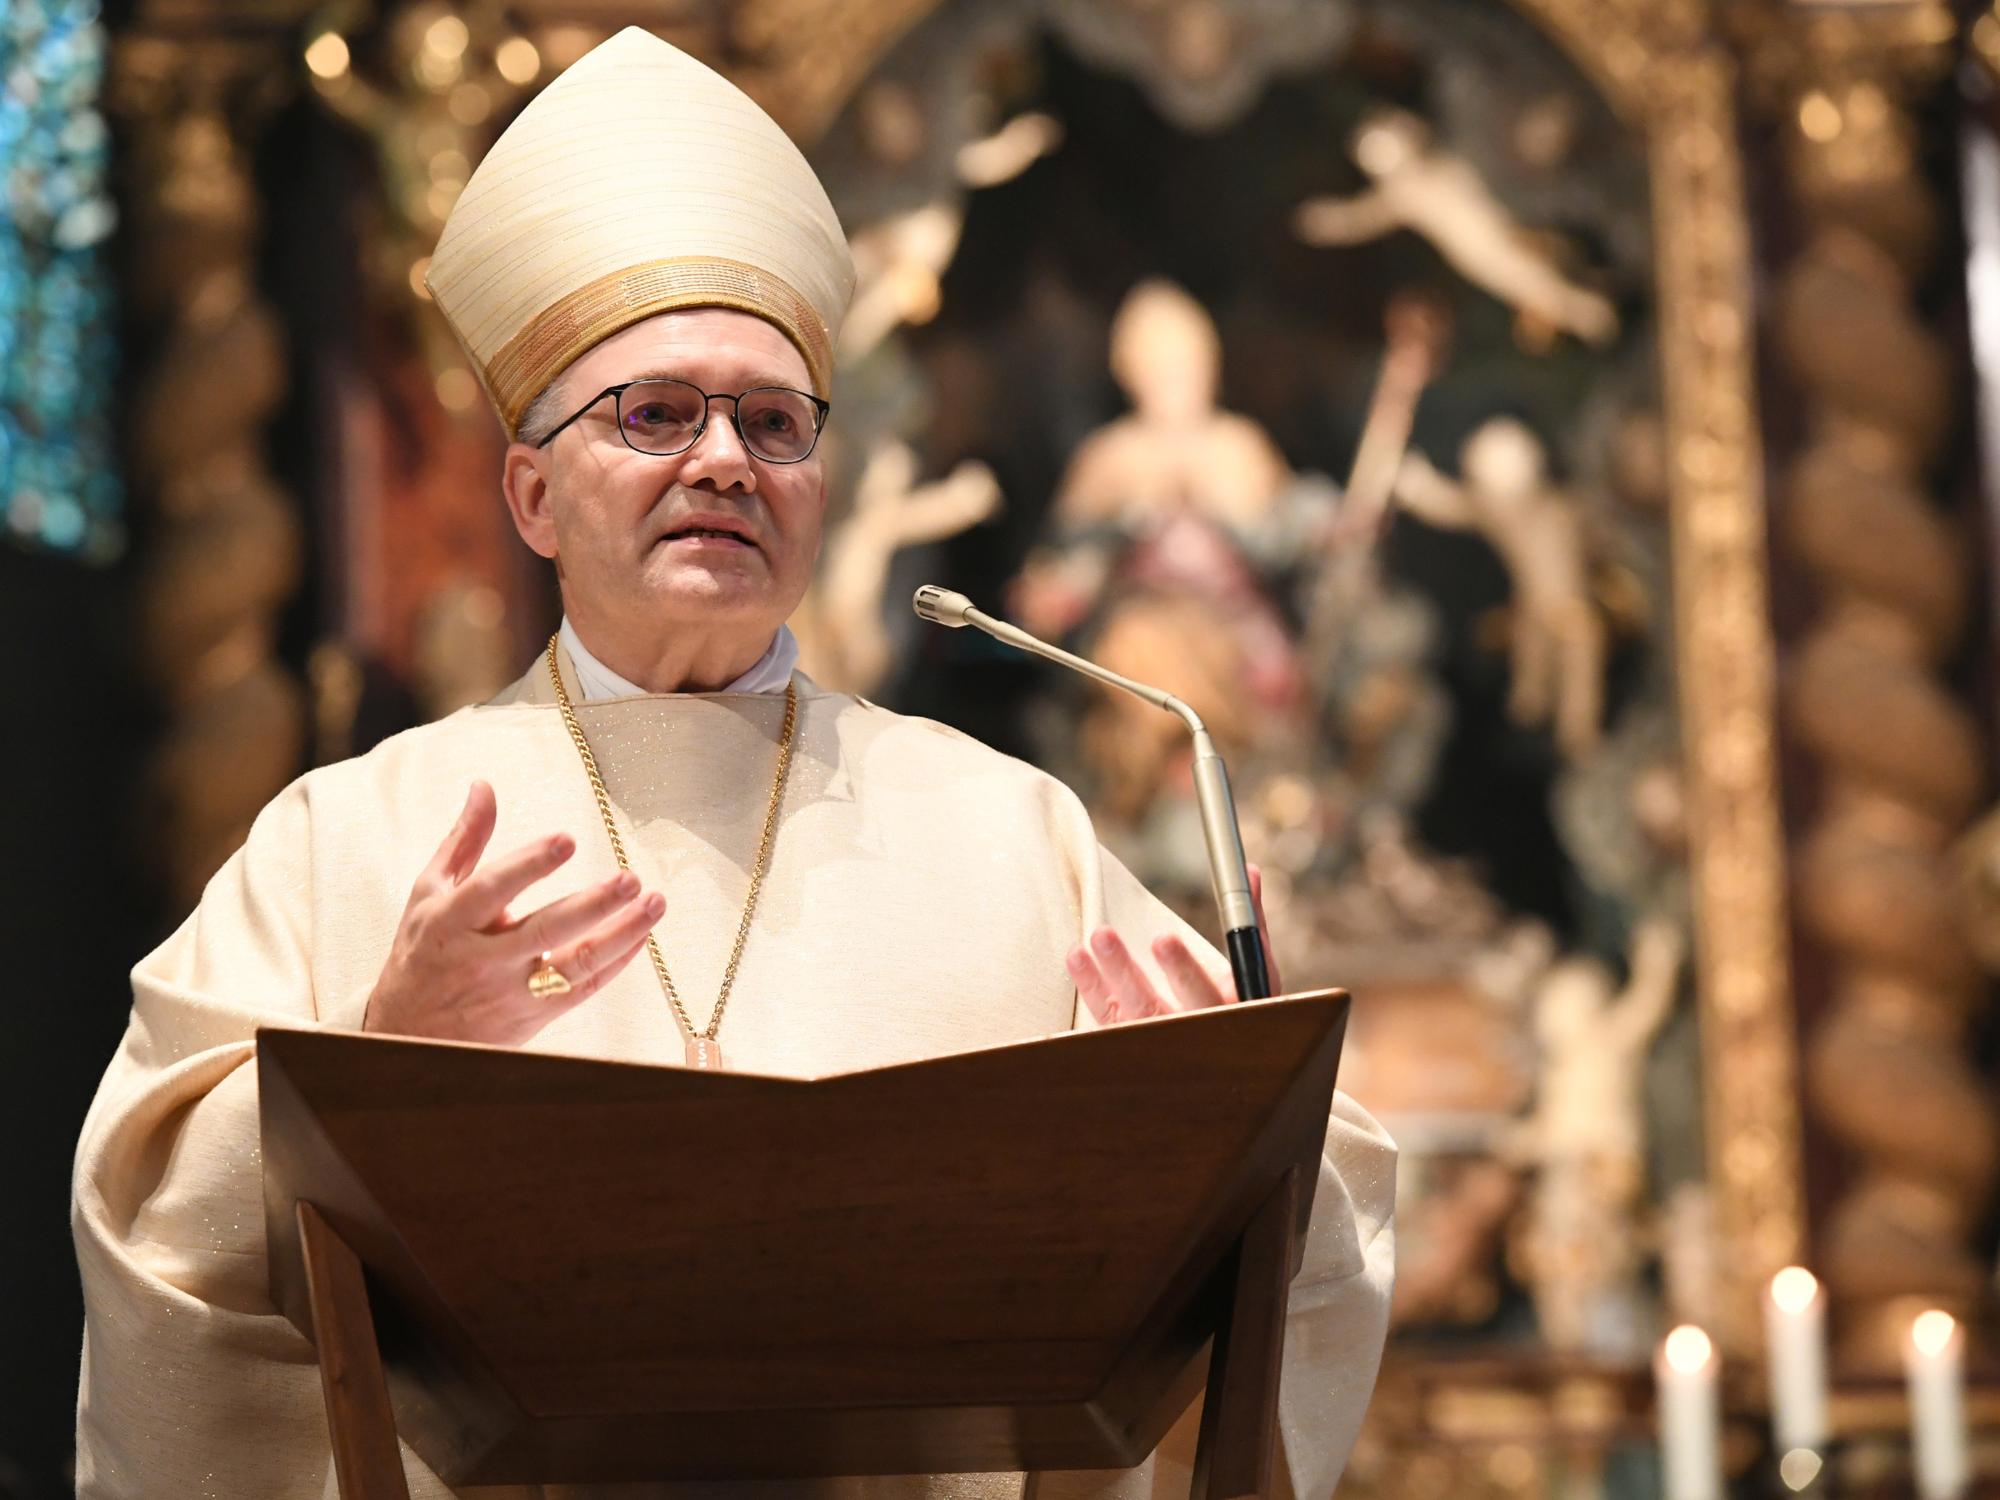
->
<box><xmin>913</xmin><ymin>585</ymin><xmax>1272</xmax><ymax>1001</ymax></box>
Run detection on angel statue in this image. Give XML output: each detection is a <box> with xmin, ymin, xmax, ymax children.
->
<box><xmin>1394</xmin><ymin>417</ymin><xmax>1608</xmax><ymax>759</ymax></box>
<box><xmin>1294</xmin><ymin>107</ymin><xmax>1618</xmax><ymax>347</ymax></box>
<box><xmin>840</xmin><ymin>202</ymin><xmax>965</xmax><ymax>366</ymax></box>
<box><xmin>1504</xmin><ymin>918</ymin><xmax>1683</xmax><ymax>1356</ymax></box>
<box><xmin>840</xmin><ymin>113</ymin><xmax>1064</xmax><ymax>365</ymax></box>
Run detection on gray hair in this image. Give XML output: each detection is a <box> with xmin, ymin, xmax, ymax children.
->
<box><xmin>514</xmin><ymin>379</ymin><xmax>569</xmax><ymax>447</ymax></box>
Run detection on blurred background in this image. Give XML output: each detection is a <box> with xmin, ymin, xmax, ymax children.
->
<box><xmin>5</xmin><ymin>0</ymin><xmax>2000</xmax><ymax>1495</ymax></box>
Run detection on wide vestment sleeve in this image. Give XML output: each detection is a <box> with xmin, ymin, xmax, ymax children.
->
<box><xmin>70</xmin><ymin>774</ymin><xmax>404</xmax><ymax>1500</ymax></box>
<box><xmin>1030</xmin><ymin>815</ymin><xmax>1397</xmax><ymax>1500</ymax></box>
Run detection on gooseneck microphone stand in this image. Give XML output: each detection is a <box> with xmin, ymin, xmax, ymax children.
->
<box><xmin>914</xmin><ymin>585</ymin><xmax>1272</xmax><ymax>1001</ymax></box>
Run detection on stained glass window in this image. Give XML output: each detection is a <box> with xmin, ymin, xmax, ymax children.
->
<box><xmin>1</xmin><ymin>0</ymin><xmax>120</xmax><ymax>562</ymax></box>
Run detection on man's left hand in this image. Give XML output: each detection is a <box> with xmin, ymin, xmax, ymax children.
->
<box><xmin>1067</xmin><ymin>865</ymin><xmax>1280</xmax><ymax>1023</ymax></box>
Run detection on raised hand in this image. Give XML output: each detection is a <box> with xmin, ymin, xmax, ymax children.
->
<box><xmin>362</xmin><ymin>781</ymin><xmax>663</xmax><ymax>1047</ymax></box>
<box><xmin>1066</xmin><ymin>866</ymin><xmax>1281</xmax><ymax>1024</ymax></box>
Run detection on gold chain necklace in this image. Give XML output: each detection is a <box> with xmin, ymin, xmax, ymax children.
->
<box><xmin>545</xmin><ymin>634</ymin><xmax>797</xmax><ymax>1071</ymax></box>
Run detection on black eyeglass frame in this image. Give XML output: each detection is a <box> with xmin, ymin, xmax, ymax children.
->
<box><xmin>534</xmin><ymin>379</ymin><xmax>832</xmax><ymax>463</ymax></box>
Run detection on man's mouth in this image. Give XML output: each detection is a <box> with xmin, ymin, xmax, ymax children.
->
<box><xmin>658</xmin><ymin>515</ymin><xmax>760</xmax><ymax>551</ymax></box>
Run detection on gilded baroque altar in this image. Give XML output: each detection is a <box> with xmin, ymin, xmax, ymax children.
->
<box><xmin>103</xmin><ymin>0</ymin><xmax>1998</xmax><ymax>1492</ymax></box>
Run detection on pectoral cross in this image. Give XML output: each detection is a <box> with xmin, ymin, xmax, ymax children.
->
<box><xmin>685</xmin><ymin>1035</ymin><xmax>726</xmax><ymax>1071</ymax></box>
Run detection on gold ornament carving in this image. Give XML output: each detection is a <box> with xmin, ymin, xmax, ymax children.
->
<box><xmin>108</xmin><ymin>29</ymin><xmax>308</xmax><ymax>910</ymax></box>
<box><xmin>1977</xmin><ymin>7</ymin><xmax>2000</xmax><ymax>87</ymax></box>
<box><xmin>503</xmin><ymin>0</ymin><xmax>942</xmax><ymax>146</ymax></box>
<box><xmin>305</xmin><ymin>2</ymin><xmax>546</xmax><ymax>414</ymax></box>
<box><xmin>724</xmin><ymin>0</ymin><xmax>943</xmax><ymax>143</ymax></box>
<box><xmin>1751</xmin><ymin>0</ymin><xmax>1997</xmax><ymax>1370</ymax></box>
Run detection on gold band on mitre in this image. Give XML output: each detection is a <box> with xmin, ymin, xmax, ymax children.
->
<box><xmin>484</xmin><ymin>257</ymin><xmax>835</xmax><ymax>437</ymax></box>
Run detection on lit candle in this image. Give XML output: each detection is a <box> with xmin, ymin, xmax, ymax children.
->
<box><xmin>1657</xmin><ymin>1324</ymin><xmax>1724</xmax><ymax>1500</ymax></box>
<box><xmin>1765</xmin><ymin>1266</ymin><xmax>1830</xmax><ymax>1455</ymax></box>
<box><xmin>1904</xmin><ymin>1309</ymin><xmax>1969</xmax><ymax>1500</ymax></box>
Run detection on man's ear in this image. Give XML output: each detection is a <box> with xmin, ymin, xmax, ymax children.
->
<box><xmin>501</xmin><ymin>441</ymin><xmax>559</xmax><ymax>560</ymax></box>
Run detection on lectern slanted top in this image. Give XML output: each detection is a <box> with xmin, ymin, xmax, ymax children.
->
<box><xmin>258</xmin><ymin>989</ymin><xmax>1349</xmax><ymax>1497</ymax></box>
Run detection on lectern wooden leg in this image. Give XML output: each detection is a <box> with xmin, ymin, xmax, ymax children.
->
<box><xmin>1190</xmin><ymin>1168</ymin><xmax>1301</xmax><ymax>1500</ymax></box>
<box><xmin>297</xmin><ymin>1201</ymin><xmax>412</xmax><ymax>1500</ymax></box>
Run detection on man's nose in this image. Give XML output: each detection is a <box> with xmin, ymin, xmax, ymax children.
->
<box><xmin>677</xmin><ymin>398</ymin><xmax>756</xmax><ymax>488</ymax></box>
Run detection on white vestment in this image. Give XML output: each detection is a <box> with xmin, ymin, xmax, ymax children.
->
<box><xmin>72</xmin><ymin>649</ymin><xmax>1395</xmax><ymax>1498</ymax></box>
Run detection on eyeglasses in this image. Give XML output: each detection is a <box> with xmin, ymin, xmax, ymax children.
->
<box><xmin>536</xmin><ymin>378</ymin><xmax>830</xmax><ymax>464</ymax></box>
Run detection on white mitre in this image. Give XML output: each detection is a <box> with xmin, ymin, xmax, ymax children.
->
<box><xmin>426</xmin><ymin>26</ymin><xmax>856</xmax><ymax>437</ymax></box>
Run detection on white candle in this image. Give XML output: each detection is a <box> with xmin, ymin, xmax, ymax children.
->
<box><xmin>1658</xmin><ymin>1324</ymin><xmax>1724</xmax><ymax>1500</ymax></box>
<box><xmin>1905</xmin><ymin>1309</ymin><xmax>1970</xmax><ymax>1500</ymax></box>
<box><xmin>1765</xmin><ymin>1266</ymin><xmax>1830</xmax><ymax>1455</ymax></box>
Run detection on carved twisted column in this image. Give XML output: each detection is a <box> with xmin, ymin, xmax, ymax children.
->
<box><xmin>1756</xmin><ymin>4</ymin><xmax>2000</xmax><ymax>1368</ymax></box>
<box><xmin>109</xmin><ymin>20</ymin><xmax>309</xmax><ymax>911</ymax></box>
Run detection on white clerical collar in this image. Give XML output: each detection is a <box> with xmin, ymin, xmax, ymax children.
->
<box><xmin>558</xmin><ymin>616</ymin><xmax>798</xmax><ymax>700</ymax></box>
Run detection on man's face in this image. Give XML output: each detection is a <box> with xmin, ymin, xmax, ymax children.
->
<box><xmin>503</xmin><ymin>308</ymin><xmax>827</xmax><ymax>651</ymax></box>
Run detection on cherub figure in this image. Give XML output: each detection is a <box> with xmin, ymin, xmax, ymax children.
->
<box><xmin>791</xmin><ymin>440</ymin><xmax>1001</xmax><ymax>695</ymax></box>
<box><xmin>1506</xmin><ymin>919</ymin><xmax>1684</xmax><ymax>1355</ymax></box>
<box><xmin>839</xmin><ymin>202</ymin><xmax>965</xmax><ymax>365</ymax></box>
<box><xmin>840</xmin><ymin>113</ymin><xmax>1064</xmax><ymax>364</ymax></box>
<box><xmin>1394</xmin><ymin>417</ymin><xmax>1607</xmax><ymax>758</ymax></box>
<box><xmin>1294</xmin><ymin>108</ymin><xmax>1617</xmax><ymax>347</ymax></box>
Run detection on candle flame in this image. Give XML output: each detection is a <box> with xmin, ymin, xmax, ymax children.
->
<box><xmin>303</xmin><ymin>32</ymin><xmax>351</xmax><ymax>80</ymax></box>
<box><xmin>1770</xmin><ymin>1265</ymin><xmax>1820</xmax><ymax>1314</ymax></box>
<box><xmin>1664</xmin><ymin>1324</ymin><xmax>1714</xmax><ymax>1373</ymax></box>
<box><xmin>1779</xmin><ymin>1449</ymin><xmax>1824</xmax><ymax>1491</ymax></box>
<box><xmin>1911</xmin><ymin>1309</ymin><xmax>1957</xmax><ymax>1358</ymax></box>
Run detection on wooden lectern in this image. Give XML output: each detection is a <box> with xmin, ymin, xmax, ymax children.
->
<box><xmin>257</xmin><ymin>990</ymin><xmax>1348</xmax><ymax>1500</ymax></box>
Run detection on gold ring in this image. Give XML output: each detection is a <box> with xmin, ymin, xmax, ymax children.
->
<box><xmin>526</xmin><ymin>950</ymin><xmax>572</xmax><ymax>1000</ymax></box>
